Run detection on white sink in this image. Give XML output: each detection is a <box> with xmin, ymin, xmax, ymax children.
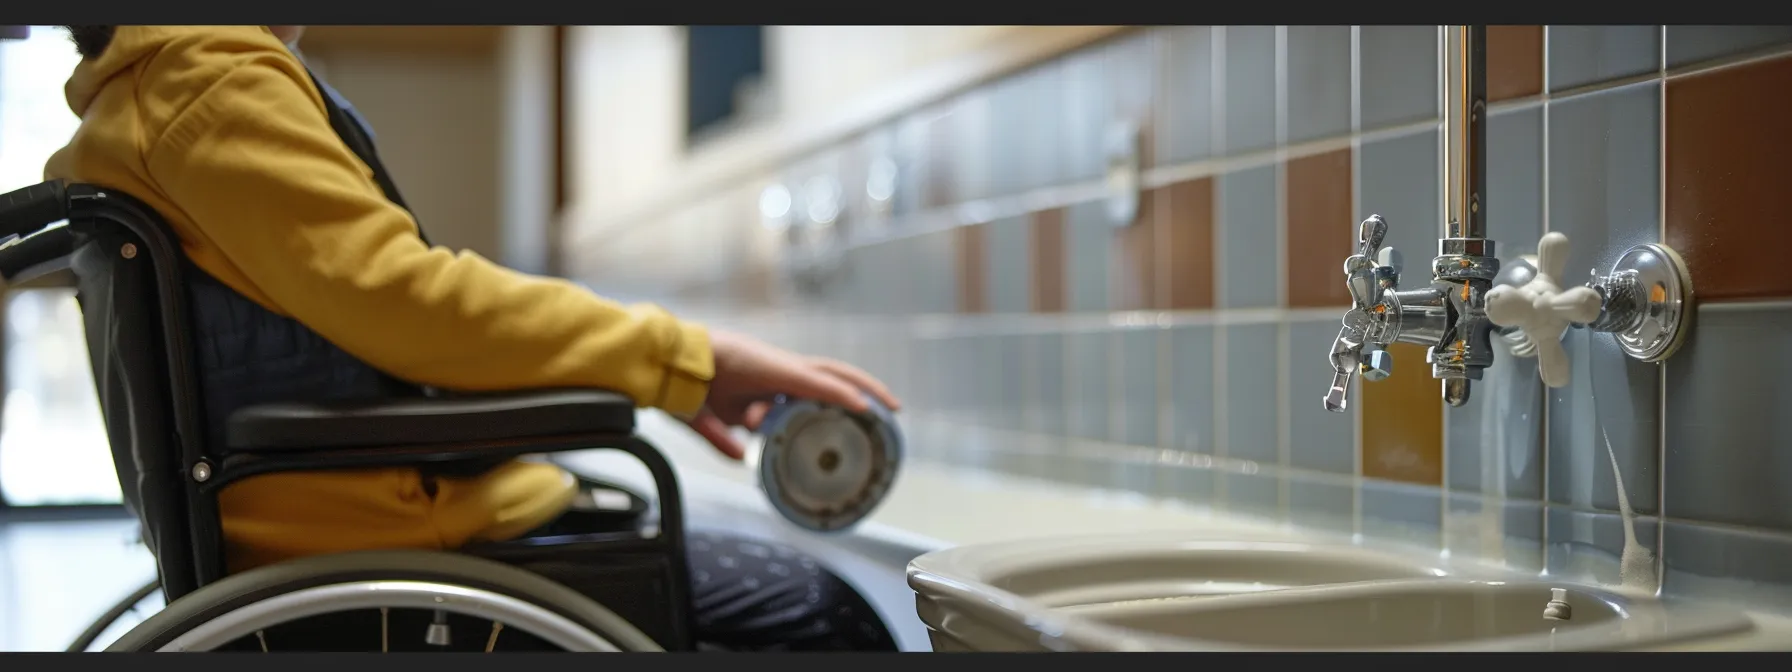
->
<box><xmin>908</xmin><ymin>531</ymin><xmax>1757</xmax><ymax>651</ymax></box>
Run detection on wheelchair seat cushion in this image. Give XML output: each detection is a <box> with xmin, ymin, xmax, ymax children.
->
<box><xmin>225</xmin><ymin>390</ymin><xmax>638</xmax><ymax>451</ymax></box>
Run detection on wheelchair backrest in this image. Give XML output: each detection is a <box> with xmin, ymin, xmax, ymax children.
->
<box><xmin>1</xmin><ymin>184</ymin><xmax>216</xmax><ymax>600</ymax></box>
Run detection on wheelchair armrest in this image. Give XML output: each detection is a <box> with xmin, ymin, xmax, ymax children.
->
<box><xmin>224</xmin><ymin>390</ymin><xmax>638</xmax><ymax>452</ymax></box>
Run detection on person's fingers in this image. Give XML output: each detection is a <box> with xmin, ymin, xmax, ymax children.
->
<box><xmin>686</xmin><ymin>410</ymin><xmax>745</xmax><ymax>461</ymax></box>
<box><xmin>743</xmin><ymin>400</ymin><xmax>772</xmax><ymax>431</ymax></box>
<box><xmin>810</xmin><ymin>358</ymin><xmax>902</xmax><ymax>411</ymax></box>
<box><xmin>761</xmin><ymin>358</ymin><xmax>869</xmax><ymax>413</ymax></box>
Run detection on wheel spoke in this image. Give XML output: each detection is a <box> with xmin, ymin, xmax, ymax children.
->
<box><xmin>381</xmin><ymin>608</ymin><xmax>390</xmax><ymax>653</ymax></box>
<box><xmin>484</xmin><ymin>622</ymin><xmax>504</xmax><ymax>653</ymax></box>
<box><xmin>255</xmin><ymin>630</ymin><xmax>269</xmax><ymax>652</ymax></box>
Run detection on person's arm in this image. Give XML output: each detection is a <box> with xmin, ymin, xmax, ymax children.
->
<box><xmin>143</xmin><ymin>40</ymin><xmax>712</xmax><ymax>414</ymax></box>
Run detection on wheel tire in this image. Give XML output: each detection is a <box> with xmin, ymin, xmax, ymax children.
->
<box><xmin>67</xmin><ymin>577</ymin><xmax>162</xmax><ymax>652</ymax></box>
<box><xmin>105</xmin><ymin>550</ymin><xmax>663</xmax><ymax>652</ymax></box>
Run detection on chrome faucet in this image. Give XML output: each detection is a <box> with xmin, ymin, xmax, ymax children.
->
<box><xmin>1325</xmin><ymin>26</ymin><xmax>1498</xmax><ymax>412</ymax></box>
<box><xmin>1323</xmin><ymin>26</ymin><xmax>1698</xmax><ymax>413</ymax></box>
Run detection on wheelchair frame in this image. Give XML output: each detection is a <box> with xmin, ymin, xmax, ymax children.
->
<box><xmin>0</xmin><ymin>181</ymin><xmax>696</xmax><ymax>650</ymax></box>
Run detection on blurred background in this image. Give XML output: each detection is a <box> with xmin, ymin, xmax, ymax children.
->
<box><xmin>4</xmin><ymin>24</ymin><xmax>1792</xmax><ymax>650</ymax></box>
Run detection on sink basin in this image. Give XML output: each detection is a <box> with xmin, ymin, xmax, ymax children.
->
<box><xmin>909</xmin><ymin>531</ymin><xmax>1757</xmax><ymax>651</ymax></box>
<box><xmin>1066</xmin><ymin>580</ymin><xmax>1628</xmax><ymax>649</ymax></box>
<box><xmin>977</xmin><ymin>540</ymin><xmax>1443</xmax><ymax>607</ymax></box>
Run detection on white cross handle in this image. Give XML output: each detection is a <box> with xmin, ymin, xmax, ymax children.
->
<box><xmin>1483</xmin><ymin>232</ymin><xmax>1602</xmax><ymax>389</ymax></box>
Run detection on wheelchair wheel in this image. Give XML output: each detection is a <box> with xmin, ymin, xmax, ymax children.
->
<box><xmin>68</xmin><ymin>577</ymin><xmax>164</xmax><ymax>652</ymax></box>
<box><xmin>105</xmin><ymin>550</ymin><xmax>664</xmax><ymax>652</ymax></box>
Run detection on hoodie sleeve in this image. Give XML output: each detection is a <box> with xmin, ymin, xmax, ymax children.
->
<box><xmin>141</xmin><ymin>44</ymin><xmax>714</xmax><ymax>415</ymax></box>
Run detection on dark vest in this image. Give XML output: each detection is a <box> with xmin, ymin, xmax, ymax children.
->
<box><xmin>184</xmin><ymin>72</ymin><xmax>442</xmax><ymax>454</ymax></box>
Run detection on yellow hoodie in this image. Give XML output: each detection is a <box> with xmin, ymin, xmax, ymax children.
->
<box><xmin>45</xmin><ymin>26</ymin><xmax>714</xmax><ymax>571</ymax></box>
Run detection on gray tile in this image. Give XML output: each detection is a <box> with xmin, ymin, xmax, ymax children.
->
<box><xmin>1288</xmin><ymin>320</ymin><xmax>1356</xmax><ymax>474</ymax></box>
<box><xmin>995</xmin><ymin>333</ymin><xmax>1028</xmax><ymax>432</ymax></box>
<box><xmin>1483</xmin><ymin>107</ymin><xmax>1547</xmax><ymax>260</ymax></box>
<box><xmin>1286</xmin><ymin>26</ymin><xmax>1353</xmax><ymax>144</ymax></box>
<box><xmin>891</xmin><ymin>115</ymin><xmax>930</xmax><ymax>218</ymax></box>
<box><xmin>1064</xmin><ymin>201</ymin><xmax>1112</xmax><ymax>313</ymax></box>
<box><xmin>1014</xmin><ymin>65</ymin><xmax>1065</xmax><ymax>192</ymax></box>
<box><xmin>977</xmin><ymin>333</ymin><xmax>1008</xmax><ymax>428</ymax></box>
<box><xmin>1356</xmin><ymin>129</ymin><xmax>1440</xmax><ymax>292</ymax></box>
<box><xmin>910</xmin><ymin>338</ymin><xmax>939</xmax><ymax>416</ymax></box>
<box><xmin>1288</xmin><ymin>473</ymin><xmax>1355</xmax><ymax>531</ymax></box>
<box><xmin>1665</xmin><ymin>26</ymin><xmax>1792</xmax><ymax>69</ymax></box>
<box><xmin>1025</xmin><ymin>332</ymin><xmax>1067</xmax><ymax>436</ymax></box>
<box><xmin>1218</xmin><ymin>165</ymin><xmax>1280</xmax><ymax>309</ymax></box>
<box><xmin>1544</xmin><ymin>82</ymin><xmax>1661</xmax><ymax>515</ymax></box>
<box><xmin>1547</xmin><ymin>26</ymin><xmax>1661</xmax><ymax>92</ymax></box>
<box><xmin>1362</xmin><ymin>480</ymin><xmax>1443</xmax><ymax>547</ymax></box>
<box><xmin>1545</xmin><ymin>507</ymin><xmax>1661</xmax><ymax>590</ymax></box>
<box><xmin>984</xmin><ymin>216</ymin><xmax>1032</xmax><ymax>314</ymax></box>
<box><xmin>1060</xmin><ymin>49</ymin><xmax>1110</xmax><ymax>183</ymax></box>
<box><xmin>1446</xmin><ymin>495</ymin><xmax>1545</xmax><ymax>571</ymax></box>
<box><xmin>1160</xmin><ymin>464</ymin><xmax>1216</xmax><ymax>507</ymax></box>
<box><xmin>1106</xmin><ymin>32</ymin><xmax>1160</xmax><ymax>165</ymax></box>
<box><xmin>949</xmin><ymin>91</ymin><xmax>993</xmax><ymax>203</ymax></box>
<box><xmin>1359</xmin><ymin>26</ymin><xmax>1439</xmax><ymax>130</ymax></box>
<box><xmin>1447</xmin><ymin>108</ymin><xmax>1546</xmax><ymax>499</ymax></box>
<box><xmin>1664</xmin><ymin>308</ymin><xmax>1792</xmax><ymax>531</ymax></box>
<box><xmin>1115</xmin><ymin>328</ymin><xmax>1163</xmax><ymax>447</ymax></box>
<box><xmin>1223</xmin><ymin>25</ymin><xmax>1278</xmax><ymax>155</ymax></box>
<box><xmin>1222</xmin><ymin>470</ymin><xmax>1281</xmax><ymax>517</ymax></box>
<box><xmin>986</xmin><ymin>76</ymin><xmax>1028</xmax><ymax>198</ymax></box>
<box><xmin>943</xmin><ymin>336</ymin><xmax>977</xmax><ymax>425</ymax></box>
<box><xmin>1223</xmin><ymin>322</ymin><xmax>1280</xmax><ymax>464</ymax></box>
<box><xmin>1662</xmin><ymin>522</ymin><xmax>1792</xmax><ymax>608</ymax></box>
<box><xmin>1066</xmin><ymin>331</ymin><xmax>1112</xmax><ymax>442</ymax></box>
<box><xmin>1158</xmin><ymin>25</ymin><xmax>1215</xmax><ymax>166</ymax></box>
<box><xmin>1168</xmin><ymin>325</ymin><xmax>1216</xmax><ymax>454</ymax></box>
<box><xmin>911</xmin><ymin>231</ymin><xmax>961</xmax><ymax>314</ymax></box>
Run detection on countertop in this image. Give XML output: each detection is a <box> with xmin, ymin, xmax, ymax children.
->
<box><xmin>558</xmin><ymin>411</ymin><xmax>1792</xmax><ymax>652</ymax></box>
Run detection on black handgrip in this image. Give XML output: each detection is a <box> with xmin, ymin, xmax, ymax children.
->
<box><xmin>0</xmin><ymin>181</ymin><xmax>70</xmax><ymax>239</ymax></box>
<box><xmin>0</xmin><ymin>225</ymin><xmax>77</xmax><ymax>283</ymax></box>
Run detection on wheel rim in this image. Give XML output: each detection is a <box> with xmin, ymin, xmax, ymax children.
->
<box><xmin>156</xmin><ymin>581</ymin><xmax>623</xmax><ymax>652</ymax></box>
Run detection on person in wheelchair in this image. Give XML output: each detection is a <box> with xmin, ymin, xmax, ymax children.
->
<box><xmin>48</xmin><ymin>25</ymin><xmax>903</xmax><ymax>651</ymax></box>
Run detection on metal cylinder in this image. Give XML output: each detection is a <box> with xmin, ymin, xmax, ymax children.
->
<box><xmin>756</xmin><ymin>395</ymin><xmax>904</xmax><ymax>533</ymax></box>
<box><xmin>1443</xmin><ymin>26</ymin><xmax>1488</xmax><ymax>241</ymax></box>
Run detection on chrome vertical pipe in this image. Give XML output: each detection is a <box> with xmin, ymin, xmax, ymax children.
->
<box><xmin>1443</xmin><ymin>26</ymin><xmax>1487</xmax><ymax>241</ymax></box>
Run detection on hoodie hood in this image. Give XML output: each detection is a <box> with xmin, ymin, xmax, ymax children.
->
<box><xmin>64</xmin><ymin>26</ymin><xmax>286</xmax><ymax>117</ymax></box>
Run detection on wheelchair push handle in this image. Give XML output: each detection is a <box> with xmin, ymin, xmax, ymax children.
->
<box><xmin>0</xmin><ymin>180</ymin><xmax>70</xmax><ymax>241</ymax></box>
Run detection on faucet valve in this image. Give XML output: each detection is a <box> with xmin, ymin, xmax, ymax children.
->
<box><xmin>1486</xmin><ymin>231</ymin><xmax>1697</xmax><ymax>387</ymax></box>
<box><xmin>1321</xmin><ymin>215</ymin><xmax>1496</xmax><ymax>412</ymax></box>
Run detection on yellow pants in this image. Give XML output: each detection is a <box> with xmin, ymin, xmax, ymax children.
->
<box><xmin>217</xmin><ymin>459</ymin><xmax>579</xmax><ymax>572</ymax></box>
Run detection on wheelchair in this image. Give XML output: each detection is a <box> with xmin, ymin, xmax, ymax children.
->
<box><xmin>0</xmin><ymin>181</ymin><xmax>697</xmax><ymax>652</ymax></box>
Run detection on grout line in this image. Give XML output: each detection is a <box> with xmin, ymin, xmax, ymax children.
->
<box><xmin>1663</xmin><ymin>40</ymin><xmax>1792</xmax><ymax>80</ymax></box>
<box><xmin>1349</xmin><ymin>23</ymin><xmax>1364</xmax><ymax>539</ymax></box>
<box><xmin>1274</xmin><ymin>26</ymin><xmax>1292</xmax><ymax>519</ymax></box>
<box><xmin>1211</xmin><ymin>27</ymin><xmax>1230</xmax><ymax>509</ymax></box>
<box><xmin>1436</xmin><ymin>25</ymin><xmax>1451</xmax><ymax>543</ymax></box>
<box><xmin>1656</xmin><ymin>28</ymin><xmax>1671</xmax><ymax>595</ymax></box>
<box><xmin>1699</xmin><ymin>298</ymin><xmax>1792</xmax><ymax>312</ymax></box>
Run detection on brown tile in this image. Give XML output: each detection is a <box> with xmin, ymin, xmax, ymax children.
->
<box><xmin>1666</xmin><ymin>55</ymin><xmax>1792</xmax><ymax>301</ymax></box>
<box><xmin>1030</xmin><ymin>208</ymin><xmax>1067</xmax><ymax>313</ymax></box>
<box><xmin>1487</xmin><ymin>26</ymin><xmax>1544</xmax><ymax>102</ymax></box>
<box><xmin>957</xmin><ymin>224</ymin><xmax>988</xmax><ymax>314</ymax></box>
<box><xmin>1285</xmin><ymin>148</ymin><xmax>1355</xmax><ymax>308</ymax></box>
<box><xmin>1359</xmin><ymin>343</ymin><xmax>1445</xmax><ymax>486</ymax></box>
<box><xmin>1111</xmin><ymin>187</ymin><xmax>1166</xmax><ymax>310</ymax></box>
<box><xmin>1163</xmin><ymin>178</ymin><xmax>1215</xmax><ymax>310</ymax></box>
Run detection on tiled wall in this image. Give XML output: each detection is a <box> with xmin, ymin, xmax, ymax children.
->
<box><xmin>570</xmin><ymin>26</ymin><xmax>1792</xmax><ymax>609</ymax></box>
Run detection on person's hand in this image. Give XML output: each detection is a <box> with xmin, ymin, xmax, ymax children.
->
<box><xmin>683</xmin><ymin>329</ymin><xmax>902</xmax><ymax>461</ymax></box>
